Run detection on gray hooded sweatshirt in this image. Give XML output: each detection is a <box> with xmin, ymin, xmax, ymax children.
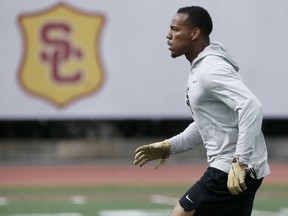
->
<box><xmin>167</xmin><ymin>41</ymin><xmax>270</xmax><ymax>179</ymax></box>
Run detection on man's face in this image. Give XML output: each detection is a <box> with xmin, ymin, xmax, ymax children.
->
<box><xmin>166</xmin><ymin>13</ymin><xmax>193</xmax><ymax>58</ymax></box>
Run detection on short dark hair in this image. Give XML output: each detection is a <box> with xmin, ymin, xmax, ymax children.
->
<box><xmin>177</xmin><ymin>6</ymin><xmax>213</xmax><ymax>37</ymax></box>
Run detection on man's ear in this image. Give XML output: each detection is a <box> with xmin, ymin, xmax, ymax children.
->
<box><xmin>191</xmin><ymin>28</ymin><xmax>200</xmax><ymax>40</ymax></box>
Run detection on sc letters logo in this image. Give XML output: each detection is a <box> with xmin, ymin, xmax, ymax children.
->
<box><xmin>18</xmin><ymin>3</ymin><xmax>105</xmax><ymax>107</ymax></box>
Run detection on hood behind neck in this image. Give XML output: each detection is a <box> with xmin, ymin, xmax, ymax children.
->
<box><xmin>191</xmin><ymin>41</ymin><xmax>239</xmax><ymax>72</ymax></box>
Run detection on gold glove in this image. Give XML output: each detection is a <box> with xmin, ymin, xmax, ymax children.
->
<box><xmin>134</xmin><ymin>141</ymin><xmax>171</xmax><ymax>169</ymax></box>
<box><xmin>227</xmin><ymin>156</ymin><xmax>248</xmax><ymax>195</ymax></box>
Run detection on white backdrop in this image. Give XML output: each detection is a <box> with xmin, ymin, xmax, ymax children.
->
<box><xmin>0</xmin><ymin>0</ymin><xmax>288</xmax><ymax>119</ymax></box>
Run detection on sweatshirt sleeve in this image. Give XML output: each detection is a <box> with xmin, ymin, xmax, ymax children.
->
<box><xmin>203</xmin><ymin>62</ymin><xmax>263</xmax><ymax>165</ymax></box>
<box><xmin>167</xmin><ymin>122</ymin><xmax>203</xmax><ymax>155</ymax></box>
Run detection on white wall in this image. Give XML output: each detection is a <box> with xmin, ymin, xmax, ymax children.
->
<box><xmin>0</xmin><ymin>0</ymin><xmax>287</xmax><ymax>119</ymax></box>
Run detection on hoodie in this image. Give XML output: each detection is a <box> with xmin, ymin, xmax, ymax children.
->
<box><xmin>168</xmin><ymin>41</ymin><xmax>270</xmax><ymax>179</ymax></box>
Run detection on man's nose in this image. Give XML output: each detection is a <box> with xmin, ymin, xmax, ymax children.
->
<box><xmin>166</xmin><ymin>30</ymin><xmax>172</xmax><ymax>39</ymax></box>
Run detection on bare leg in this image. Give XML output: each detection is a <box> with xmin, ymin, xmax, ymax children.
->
<box><xmin>170</xmin><ymin>202</ymin><xmax>195</xmax><ymax>216</ymax></box>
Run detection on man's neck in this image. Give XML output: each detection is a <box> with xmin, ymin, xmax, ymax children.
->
<box><xmin>186</xmin><ymin>39</ymin><xmax>210</xmax><ymax>63</ymax></box>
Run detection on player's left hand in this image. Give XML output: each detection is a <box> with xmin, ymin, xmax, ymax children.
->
<box><xmin>227</xmin><ymin>156</ymin><xmax>248</xmax><ymax>195</ymax></box>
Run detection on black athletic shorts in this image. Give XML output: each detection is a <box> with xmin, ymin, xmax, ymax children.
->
<box><xmin>179</xmin><ymin>167</ymin><xmax>263</xmax><ymax>216</ymax></box>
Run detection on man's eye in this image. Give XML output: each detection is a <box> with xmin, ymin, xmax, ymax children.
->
<box><xmin>170</xmin><ymin>26</ymin><xmax>178</xmax><ymax>31</ymax></box>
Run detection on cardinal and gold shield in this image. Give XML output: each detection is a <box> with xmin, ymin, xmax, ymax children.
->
<box><xmin>18</xmin><ymin>3</ymin><xmax>105</xmax><ymax>107</ymax></box>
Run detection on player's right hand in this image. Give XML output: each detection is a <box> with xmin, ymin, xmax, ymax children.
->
<box><xmin>134</xmin><ymin>141</ymin><xmax>171</xmax><ymax>169</ymax></box>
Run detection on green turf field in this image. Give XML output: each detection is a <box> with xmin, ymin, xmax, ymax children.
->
<box><xmin>0</xmin><ymin>184</ymin><xmax>287</xmax><ymax>216</ymax></box>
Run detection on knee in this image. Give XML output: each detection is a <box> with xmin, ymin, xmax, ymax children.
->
<box><xmin>170</xmin><ymin>202</ymin><xmax>195</xmax><ymax>216</ymax></box>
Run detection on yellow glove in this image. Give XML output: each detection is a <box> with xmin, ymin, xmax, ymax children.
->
<box><xmin>134</xmin><ymin>141</ymin><xmax>171</xmax><ymax>169</ymax></box>
<box><xmin>227</xmin><ymin>157</ymin><xmax>248</xmax><ymax>195</ymax></box>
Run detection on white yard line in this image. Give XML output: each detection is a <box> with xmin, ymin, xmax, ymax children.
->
<box><xmin>11</xmin><ymin>214</ymin><xmax>83</xmax><ymax>216</ymax></box>
<box><xmin>0</xmin><ymin>196</ymin><xmax>9</xmax><ymax>205</ymax></box>
<box><xmin>99</xmin><ymin>209</ymin><xmax>170</xmax><ymax>216</ymax></box>
<box><xmin>70</xmin><ymin>195</ymin><xmax>86</xmax><ymax>205</ymax></box>
<box><xmin>150</xmin><ymin>194</ymin><xmax>178</xmax><ymax>206</ymax></box>
<box><xmin>252</xmin><ymin>208</ymin><xmax>288</xmax><ymax>216</ymax></box>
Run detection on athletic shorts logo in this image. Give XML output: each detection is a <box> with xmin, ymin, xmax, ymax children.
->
<box><xmin>18</xmin><ymin>3</ymin><xmax>105</xmax><ymax>107</ymax></box>
<box><xmin>186</xmin><ymin>195</ymin><xmax>194</xmax><ymax>204</ymax></box>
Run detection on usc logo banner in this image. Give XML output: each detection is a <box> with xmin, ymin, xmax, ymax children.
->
<box><xmin>18</xmin><ymin>3</ymin><xmax>105</xmax><ymax>107</ymax></box>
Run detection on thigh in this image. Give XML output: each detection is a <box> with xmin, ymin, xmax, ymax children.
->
<box><xmin>178</xmin><ymin>167</ymin><xmax>263</xmax><ymax>216</ymax></box>
<box><xmin>178</xmin><ymin>167</ymin><xmax>220</xmax><ymax>212</ymax></box>
<box><xmin>195</xmin><ymin>171</ymin><xmax>263</xmax><ymax>216</ymax></box>
<box><xmin>170</xmin><ymin>203</ymin><xmax>195</xmax><ymax>216</ymax></box>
